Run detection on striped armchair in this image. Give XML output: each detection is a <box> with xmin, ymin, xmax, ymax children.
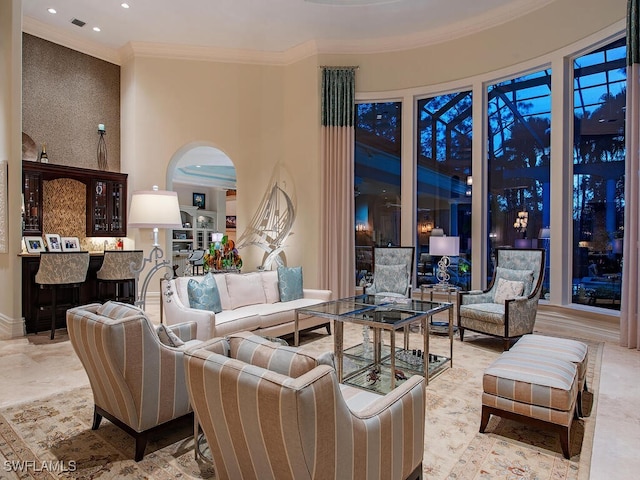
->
<box><xmin>184</xmin><ymin>332</ymin><xmax>425</xmax><ymax>480</ymax></box>
<box><xmin>66</xmin><ymin>301</ymin><xmax>201</xmax><ymax>461</ymax></box>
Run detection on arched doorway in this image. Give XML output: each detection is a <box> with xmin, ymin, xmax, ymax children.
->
<box><xmin>166</xmin><ymin>143</ymin><xmax>237</xmax><ymax>276</ymax></box>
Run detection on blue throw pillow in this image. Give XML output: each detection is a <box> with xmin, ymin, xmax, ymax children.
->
<box><xmin>277</xmin><ymin>266</ymin><xmax>303</xmax><ymax>302</ymax></box>
<box><xmin>187</xmin><ymin>273</ymin><xmax>222</xmax><ymax>313</ymax></box>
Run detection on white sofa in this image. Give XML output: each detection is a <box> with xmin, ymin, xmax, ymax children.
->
<box><xmin>161</xmin><ymin>270</ymin><xmax>333</xmax><ymax>341</ymax></box>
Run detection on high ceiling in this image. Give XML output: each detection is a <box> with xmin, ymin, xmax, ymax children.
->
<box><xmin>23</xmin><ymin>0</ymin><xmax>554</xmax><ymax>62</ymax></box>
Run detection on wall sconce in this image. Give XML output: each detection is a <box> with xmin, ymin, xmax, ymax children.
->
<box><xmin>513</xmin><ymin>210</ymin><xmax>528</xmax><ymax>232</ymax></box>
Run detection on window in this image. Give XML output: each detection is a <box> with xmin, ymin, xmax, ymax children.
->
<box><xmin>487</xmin><ymin>69</ymin><xmax>552</xmax><ymax>292</ymax></box>
<box><xmin>416</xmin><ymin>91</ymin><xmax>472</xmax><ymax>289</ymax></box>
<box><xmin>572</xmin><ymin>38</ymin><xmax>626</xmax><ymax>310</ymax></box>
<box><xmin>354</xmin><ymin>102</ymin><xmax>402</xmax><ymax>285</ymax></box>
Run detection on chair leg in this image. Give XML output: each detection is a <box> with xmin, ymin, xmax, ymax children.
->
<box><xmin>134</xmin><ymin>432</ymin><xmax>148</xmax><ymax>462</ymax></box>
<box><xmin>459</xmin><ymin>327</ymin><xmax>465</xmax><ymax>342</ymax></box>
<box><xmin>479</xmin><ymin>405</ymin><xmax>491</xmax><ymax>433</ymax></box>
<box><xmin>503</xmin><ymin>338</ymin><xmax>511</xmax><ymax>351</ymax></box>
<box><xmin>92</xmin><ymin>406</ymin><xmax>103</xmax><ymax>430</ymax></box>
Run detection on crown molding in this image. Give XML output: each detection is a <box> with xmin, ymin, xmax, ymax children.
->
<box><xmin>125</xmin><ymin>40</ymin><xmax>319</xmax><ymax>66</ymax></box>
<box><xmin>22</xmin><ymin>16</ymin><xmax>121</xmax><ymax>65</ymax></box>
<box><xmin>22</xmin><ymin>0</ymin><xmax>555</xmax><ymax>66</ymax></box>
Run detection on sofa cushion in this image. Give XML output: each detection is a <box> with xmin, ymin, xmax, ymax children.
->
<box><xmin>227</xmin><ymin>332</ymin><xmax>318</xmax><ymax>378</ymax></box>
<box><xmin>187</xmin><ymin>273</ymin><xmax>222</xmax><ymax>313</ymax></box>
<box><xmin>261</xmin><ymin>270</ymin><xmax>280</xmax><ymax>304</ymax></box>
<box><xmin>493</xmin><ymin>278</ymin><xmax>524</xmax><ymax>305</ymax></box>
<box><xmin>96</xmin><ymin>301</ymin><xmax>144</xmax><ymax>319</ymax></box>
<box><xmin>226</xmin><ymin>273</ymin><xmax>267</xmax><ymax>309</ymax></box>
<box><xmin>494</xmin><ymin>267</ymin><xmax>534</xmax><ymax>296</ymax></box>
<box><xmin>373</xmin><ymin>263</ymin><xmax>408</xmax><ymax>295</ymax></box>
<box><xmin>278</xmin><ymin>266</ymin><xmax>304</xmax><ymax>302</ymax></box>
<box><xmin>459</xmin><ymin>303</ymin><xmax>505</xmax><ymax>324</ymax></box>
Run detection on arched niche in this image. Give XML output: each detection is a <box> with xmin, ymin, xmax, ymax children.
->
<box><xmin>166</xmin><ymin>142</ymin><xmax>237</xmax><ymax>268</ymax></box>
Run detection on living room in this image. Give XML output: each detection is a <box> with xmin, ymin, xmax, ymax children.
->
<box><xmin>1</xmin><ymin>0</ymin><xmax>639</xmax><ymax>478</ymax></box>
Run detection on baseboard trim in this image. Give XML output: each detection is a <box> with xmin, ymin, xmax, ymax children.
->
<box><xmin>0</xmin><ymin>312</ymin><xmax>26</xmax><ymax>339</ymax></box>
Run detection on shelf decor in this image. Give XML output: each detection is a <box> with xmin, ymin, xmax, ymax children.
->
<box><xmin>204</xmin><ymin>235</ymin><xmax>242</xmax><ymax>272</ymax></box>
<box><xmin>97</xmin><ymin>124</ymin><xmax>108</xmax><ymax>170</ymax></box>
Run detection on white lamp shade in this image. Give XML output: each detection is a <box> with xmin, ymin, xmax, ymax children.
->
<box><xmin>128</xmin><ymin>189</ymin><xmax>182</xmax><ymax>229</ymax></box>
<box><xmin>429</xmin><ymin>236</ymin><xmax>460</xmax><ymax>256</ymax></box>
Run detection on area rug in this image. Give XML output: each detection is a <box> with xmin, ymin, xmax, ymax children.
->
<box><xmin>0</xmin><ymin>327</ymin><xmax>602</xmax><ymax>480</ymax></box>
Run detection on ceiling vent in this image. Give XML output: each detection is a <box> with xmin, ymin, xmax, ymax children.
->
<box><xmin>70</xmin><ymin>18</ymin><xmax>86</xmax><ymax>27</ymax></box>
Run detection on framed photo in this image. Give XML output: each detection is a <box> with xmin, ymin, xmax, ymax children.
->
<box><xmin>226</xmin><ymin>215</ymin><xmax>237</xmax><ymax>229</ymax></box>
<box><xmin>24</xmin><ymin>236</ymin><xmax>46</xmax><ymax>254</ymax></box>
<box><xmin>45</xmin><ymin>234</ymin><xmax>62</xmax><ymax>252</ymax></box>
<box><xmin>193</xmin><ymin>192</ymin><xmax>206</xmax><ymax>209</ymax></box>
<box><xmin>61</xmin><ymin>236</ymin><xmax>80</xmax><ymax>252</ymax></box>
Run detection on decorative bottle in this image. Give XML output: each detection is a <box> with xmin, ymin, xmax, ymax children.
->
<box><xmin>39</xmin><ymin>143</ymin><xmax>49</xmax><ymax>163</ymax></box>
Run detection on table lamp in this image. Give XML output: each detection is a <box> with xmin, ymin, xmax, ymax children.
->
<box><xmin>128</xmin><ymin>186</ymin><xmax>182</xmax><ymax>310</ymax></box>
<box><xmin>429</xmin><ymin>235</ymin><xmax>460</xmax><ymax>288</ymax></box>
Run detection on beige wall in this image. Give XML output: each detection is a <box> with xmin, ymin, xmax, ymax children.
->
<box><xmin>319</xmin><ymin>0</ymin><xmax>626</xmax><ymax>92</ymax></box>
<box><xmin>0</xmin><ymin>0</ymin><xmax>23</xmax><ymax>338</ymax></box>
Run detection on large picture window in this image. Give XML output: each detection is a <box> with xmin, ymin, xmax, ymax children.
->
<box><xmin>416</xmin><ymin>91</ymin><xmax>472</xmax><ymax>289</ymax></box>
<box><xmin>487</xmin><ymin>69</ymin><xmax>552</xmax><ymax>293</ymax></box>
<box><xmin>354</xmin><ymin>102</ymin><xmax>402</xmax><ymax>286</ymax></box>
<box><xmin>572</xmin><ymin>38</ymin><xmax>626</xmax><ymax>310</ymax></box>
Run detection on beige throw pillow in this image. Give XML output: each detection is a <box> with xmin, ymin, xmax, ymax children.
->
<box><xmin>493</xmin><ymin>278</ymin><xmax>525</xmax><ymax>305</ymax></box>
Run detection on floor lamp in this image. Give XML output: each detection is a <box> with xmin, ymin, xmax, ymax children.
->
<box><xmin>128</xmin><ymin>186</ymin><xmax>182</xmax><ymax>310</ymax></box>
<box><xmin>429</xmin><ymin>235</ymin><xmax>460</xmax><ymax>288</ymax></box>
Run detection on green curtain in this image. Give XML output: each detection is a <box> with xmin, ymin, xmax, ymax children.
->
<box><xmin>321</xmin><ymin>68</ymin><xmax>356</xmax><ymax>127</ymax></box>
<box><xmin>320</xmin><ymin>66</ymin><xmax>357</xmax><ymax>298</ymax></box>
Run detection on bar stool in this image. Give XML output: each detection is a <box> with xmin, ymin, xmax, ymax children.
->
<box><xmin>96</xmin><ymin>250</ymin><xmax>144</xmax><ymax>304</ymax></box>
<box><xmin>35</xmin><ymin>251</ymin><xmax>90</xmax><ymax>340</ymax></box>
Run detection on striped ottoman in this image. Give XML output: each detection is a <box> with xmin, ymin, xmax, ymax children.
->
<box><xmin>512</xmin><ymin>334</ymin><xmax>589</xmax><ymax>416</ymax></box>
<box><xmin>481</xmin><ymin>350</ymin><xmax>579</xmax><ymax>459</ymax></box>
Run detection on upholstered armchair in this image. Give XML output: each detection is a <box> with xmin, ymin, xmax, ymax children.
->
<box><xmin>457</xmin><ymin>248</ymin><xmax>545</xmax><ymax>351</ymax></box>
<box><xmin>364</xmin><ymin>246</ymin><xmax>415</xmax><ymax>298</ymax></box>
<box><xmin>66</xmin><ymin>301</ymin><xmax>201</xmax><ymax>461</ymax></box>
<box><xmin>184</xmin><ymin>332</ymin><xmax>425</xmax><ymax>480</ymax></box>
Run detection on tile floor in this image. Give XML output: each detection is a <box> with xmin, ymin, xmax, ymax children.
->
<box><xmin>1</xmin><ymin>300</ymin><xmax>638</xmax><ymax>478</ymax></box>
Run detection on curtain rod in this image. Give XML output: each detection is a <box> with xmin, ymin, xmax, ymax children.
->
<box><xmin>319</xmin><ymin>65</ymin><xmax>359</xmax><ymax>69</ymax></box>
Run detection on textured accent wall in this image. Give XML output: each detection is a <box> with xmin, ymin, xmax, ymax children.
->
<box><xmin>42</xmin><ymin>178</ymin><xmax>86</xmax><ymax>240</ymax></box>
<box><xmin>22</xmin><ymin>34</ymin><xmax>120</xmax><ymax>171</ymax></box>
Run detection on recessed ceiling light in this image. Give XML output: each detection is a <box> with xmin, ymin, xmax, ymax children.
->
<box><xmin>121</xmin><ymin>3</ymin><xmax>130</xmax><ymax>8</ymax></box>
<box><xmin>93</xmin><ymin>27</ymin><xmax>101</xmax><ymax>32</ymax></box>
<box><xmin>47</xmin><ymin>8</ymin><xmax>56</xmax><ymax>14</ymax></box>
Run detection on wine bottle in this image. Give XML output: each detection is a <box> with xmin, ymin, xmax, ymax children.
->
<box><xmin>39</xmin><ymin>143</ymin><xmax>49</xmax><ymax>163</ymax></box>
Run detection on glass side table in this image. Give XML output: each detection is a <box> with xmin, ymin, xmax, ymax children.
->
<box><xmin>420</xmin><ymin>284</ymin><xmax>459</xmax><ymax>335</ymax></box>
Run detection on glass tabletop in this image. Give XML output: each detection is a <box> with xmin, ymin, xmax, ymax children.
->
<box><xmin>297</xmin><ymin>294</ymin><xmax>452</xmax><ymax>329</ymax></box>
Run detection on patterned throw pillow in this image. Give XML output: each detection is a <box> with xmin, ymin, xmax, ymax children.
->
<box><xmin>157</xmin><ymin>324</ymin><xmax>185</xmax><ymax>347</ymax></box>
<box><xmin>277</xmin><ymin>266</ymin><xmax>303</xmax><ymax>302</ymax></box>
<box><xmin>373</xmin><ymin>263</ymin><xmax>408</xmax><ymax>295</ymax></box>
<box><xmin>96</xmin><ymin>301</ymin><xmax>144</xmax><ymax>319</ymax></box>
<box><xmin>494</xmin><ymin>267</ymin><xmax>534</xmax><ymax>296</ymax></box>
<box><xmin>493</xmin><ymin>278</ymin><xmax>525</xmax><ymax>305</ymax></box>
<box><xmin>187</xmin><ymin>273</ymin><xmax>222</xmax><ymax>313</ymax></box>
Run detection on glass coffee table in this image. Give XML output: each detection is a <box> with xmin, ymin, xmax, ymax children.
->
<box><xmin>295</xmin><ymin>294</ymin><xmax>454</xmax><ymax>392</ymax></box>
